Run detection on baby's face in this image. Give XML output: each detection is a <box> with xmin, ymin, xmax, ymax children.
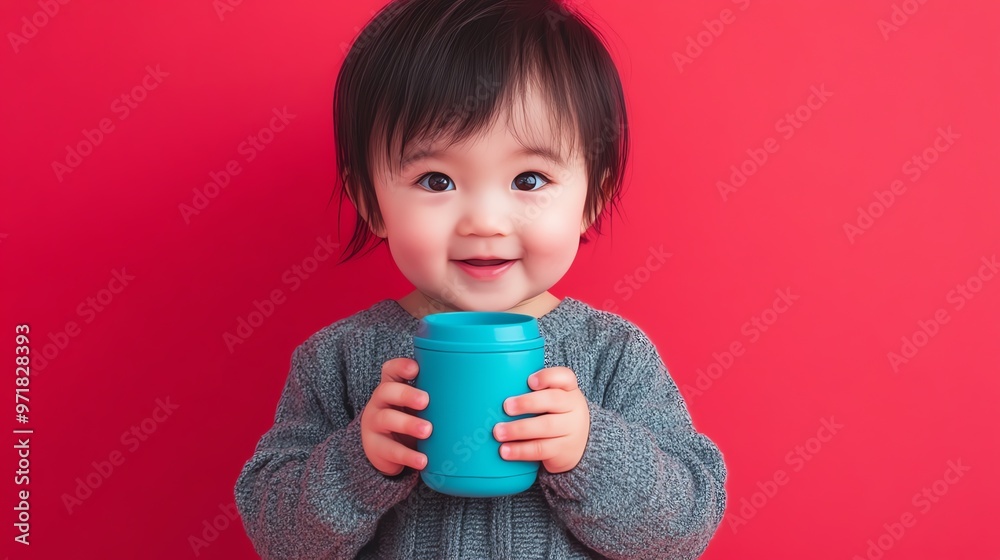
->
<box><xmin>369</xmin><ymin>86</ymin><xmax>591</xmax><ymax>313</ymax></box>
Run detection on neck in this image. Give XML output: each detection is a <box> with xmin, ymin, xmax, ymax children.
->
<box><xmin>397</xmin><ymin>290</ymin><xmax>560</xmax><ymax>319</ymax></box>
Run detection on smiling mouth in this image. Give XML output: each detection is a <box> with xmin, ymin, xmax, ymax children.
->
<box><xmin>459</xmin><ymin>259</ymin><xmax>511</xmax><ymax>266</ymax></box>
<box><xmin>452</xmin><ymin>259</ymin><xmax>518</xmax><ymax>280</ymax></box>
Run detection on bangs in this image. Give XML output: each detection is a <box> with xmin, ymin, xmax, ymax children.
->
<box><xmin>375</xmin><ymin>54</ymin><xmax>581</xmax><ymax>178</ymax></box>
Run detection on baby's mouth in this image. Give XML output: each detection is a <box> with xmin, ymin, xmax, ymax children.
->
<box><xmin>460</xmin><ymin>259</ymin><xmax>511</xmax><ymax>267</ymax></box>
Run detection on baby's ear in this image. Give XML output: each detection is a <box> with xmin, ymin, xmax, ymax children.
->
<box><xmin>343</xmin><ymin>173</ymin><xmax>387</xmax><ymax>239</ymax></box>
<box><xmin>581</xmin><ymin>173</ymin><xmax>609</xmax><ymax>233</ymax></box>
<box><xmin>358</xmin><ymin>200</ymin><xmax>388</xmax><ymax>239</ymax></box>
<box><xmin>581</xmin><ymin>201</ymin><xmax>603</xmax><ymax>234</ymax></box>
<box><xmin>343</xmin><ymin>173</ymin><xmax>361</xmax><ymax>212</ymax></box>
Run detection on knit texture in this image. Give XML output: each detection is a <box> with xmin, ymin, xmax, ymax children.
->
<box><xmin>235</xmin><ymin>297</ymin><xmax>727</xmax><ymax>559</ymax></box>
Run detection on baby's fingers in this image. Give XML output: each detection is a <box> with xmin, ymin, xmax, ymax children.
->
<box><xmin>372</xmin><ymin>433</ymin><xmax>428</xmax><ymax>474</ymax></box>
<box><xmin>375</xmin><ymin>382</ymin><xmax>429</xmax><ymax>411</ymax></box>
<box><xmin>376</xmin><ymin>408</ymin><xmax>433</xmax><ymax>440</ymax></box>
<box><xmin>381</xmin><ymin>357</ymin><xmax>419</xmax><ymax>384</ymax></box>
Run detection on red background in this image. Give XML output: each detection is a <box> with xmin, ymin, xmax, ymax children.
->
<box><xmin>3</xmin><ymin>0</ymin><xmax>999</xmax><ymax>558</ymax></box>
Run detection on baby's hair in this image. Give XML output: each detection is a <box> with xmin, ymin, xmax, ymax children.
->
<box><xmin>330</xmin><ymin>0</ymin><xmax>630</xmax><ymax>265</ymax></box>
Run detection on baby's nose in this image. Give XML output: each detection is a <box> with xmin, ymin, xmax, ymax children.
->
<box><xmin>457</xmin><ymin>191</ymin><xmax>514</xmax><ymax>236</ymax></box>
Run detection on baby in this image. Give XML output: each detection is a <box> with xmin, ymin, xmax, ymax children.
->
<box><xmin>235</xmin><ymin>0</ymin><xmax>727</xmax><ymax>558</ymax></box>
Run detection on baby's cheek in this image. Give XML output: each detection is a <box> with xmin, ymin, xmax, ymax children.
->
<box><xmin>396</xmin><ymin>238</ymin><xmax>437</xmax><ymax>269</ymax></box>
<box><xmin>525</xmin><ymin>212</ymin><xmax>582</xmax><ymax>254</ymax></box>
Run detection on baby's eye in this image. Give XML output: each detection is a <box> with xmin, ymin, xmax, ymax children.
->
<box><xmin>413</xmin><ymin>171</ymin><xmax>552</xmax><ymax>192</ymax></box>
<box><xmin>415</xmin><ymin>172</ymin><xmax>455</xmax><ymax>192</ymax></box>
<box><xmin>512</xmin><ymin>172</ymin><xmax>550</xmax><ymax>192</ymax></box>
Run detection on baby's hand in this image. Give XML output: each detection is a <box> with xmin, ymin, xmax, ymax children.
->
<box><xmin>360</xmin><ymin>358</ymin><xmax>433</xmax><ymax>476</ymax></box>
<box><xmin>492</xmin><ymin>367</ymin><xmax>591</xmax><ymax>474</ymax></box>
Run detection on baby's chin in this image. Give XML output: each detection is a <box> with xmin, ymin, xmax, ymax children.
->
<box><xmin>441</xmin><ymin>292</ymin><xmax>555</xmax><ymax>317</ymax></box>
<box><xmin>418</xmin><ymin>290</ymin><xmax>525</xmax><ymax>314</ymax></box>
<box><xmin>435</xmin><ymin>297</ymin><xmax>511</xmax><ymax>313</ymax></box>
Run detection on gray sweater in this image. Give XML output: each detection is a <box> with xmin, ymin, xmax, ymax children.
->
<box><xmin>235</xmin><ymin>297</ymin><xmax>727</xmax><ymax>559</ymax></box>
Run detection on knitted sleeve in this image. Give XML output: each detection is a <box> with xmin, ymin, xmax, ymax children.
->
<box><xmin>537</xmin><ymin>322</ymin><xmax>728</xmax><ymax>560</ymax></box>
<box><xmin>234</xmin><ymin>333</ymin><xmax>419</xmax><ymax>560</ymax></box>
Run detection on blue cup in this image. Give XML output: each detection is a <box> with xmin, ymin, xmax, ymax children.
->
<box><xmin>413</xmin><ymin>311</ymin><xmax>544</xmax><ymax>498</ymax></box>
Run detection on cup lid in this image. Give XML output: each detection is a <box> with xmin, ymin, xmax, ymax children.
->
<box><xmin>414</xmin><ymin>311</ymin><xmax>544</xmax><ymax>352</ymax></box>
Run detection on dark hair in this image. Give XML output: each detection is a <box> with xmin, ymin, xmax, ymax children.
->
<box><xmin>330</xmin><ymin>0</ymin><xmax>630</xmax><ymax>265</ymax></box>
